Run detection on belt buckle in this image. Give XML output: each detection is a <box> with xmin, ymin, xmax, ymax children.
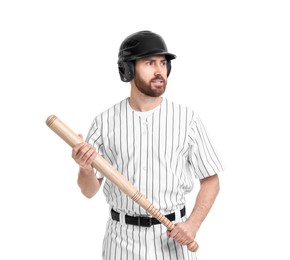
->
<box><xmin>138</xmin><ymin>216</ymin><xmax>152</xmax><ymax>227</ymax></box>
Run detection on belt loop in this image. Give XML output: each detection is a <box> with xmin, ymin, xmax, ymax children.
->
<box><xmin>174</xmin><ymin>208</ymin><xmax>181</xmax><ymax>222</ymax></box>
<box><xmin>119</xmin><ymin>211</ymin><xmax>126</xmax><ymax>225</ymax></box>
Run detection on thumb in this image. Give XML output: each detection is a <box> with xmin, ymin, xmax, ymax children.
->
<box><xmin>78</xmin><ymin>134</ymin><xmax>84</xmax><ymax>140</ymax></box>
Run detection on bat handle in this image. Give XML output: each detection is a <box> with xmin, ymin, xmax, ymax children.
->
<box><xmin>167</xmin><ymin>223</ymin><xmax>199</xmax><ymax>252</ymax></box>
<box><xmin>148</xmin><ymin>206</ymin><xmax>199</xmax><ymax>252</ymax></box>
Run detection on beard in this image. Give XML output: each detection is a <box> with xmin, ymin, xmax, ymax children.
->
<box><xmin>133</xmin><ymin>72</ymin><xmax>167</xmax><ymax>97</ymax></box>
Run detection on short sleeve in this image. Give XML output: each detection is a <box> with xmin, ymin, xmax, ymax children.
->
<box><xmin>86</xmin><ymin>117</ymin><xmax>104</xmax><ymax>179</ymax></box>
<box><xmin>188</xmin><ymin>113</ymin><xmax>224</xmax><ymax>179</ymax></box>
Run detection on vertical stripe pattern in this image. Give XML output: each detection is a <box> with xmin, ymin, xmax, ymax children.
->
<box><xmin>86</xmin><ymin>98</ymin><xmax>223</xmax><ymax>259</ymax></box>
<box><xmin>102</xmin><ymin>217</ymin><xmax>198</xmax><ymax>260</ymax></box>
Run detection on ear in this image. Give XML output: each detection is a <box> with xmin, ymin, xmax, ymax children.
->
<box><xmin>118</xmin><ymin>61</ymin><xmax>135</xmax><ymax>82</ymax></box>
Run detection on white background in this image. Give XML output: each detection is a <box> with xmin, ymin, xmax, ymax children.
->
<box><xmin>1</xmin><ymin>0</ymin><xmax>289</xmax><ymax>259</ymax></box>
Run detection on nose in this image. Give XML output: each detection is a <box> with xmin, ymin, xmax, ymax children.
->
<box><xmin>154</xmin><ymin>63</ymin><xmax>163</xmax><ymax>76</ymax></box>
<box><xmin>154</xmin><ymin>71</ymin><xmax>161</xmax><ymax>77</ymax></box>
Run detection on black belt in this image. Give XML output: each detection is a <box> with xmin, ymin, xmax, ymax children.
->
<box><xmin>111</xmin><ymin>207</ymin><xmax>186</xmax><ymax>227</ymax></box>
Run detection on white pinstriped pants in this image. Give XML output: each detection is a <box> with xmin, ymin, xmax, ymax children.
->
<box><xmin>102</xmin><ymin>214</ymin><xmax>197</xmax><ymax>260</ymax></box>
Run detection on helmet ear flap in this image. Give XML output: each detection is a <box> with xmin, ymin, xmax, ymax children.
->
<box><xmin>166</xmin><ymin>60</ymin><xmax>172</xmax><ymax>77</ymax></box>
<box><xmin>118</xmin><ymin>59</ymin><xmax>172</xmax><ymax>82</ymax></box>
<box><xmin>118</xmin><ymin>61</ymin><xmax>135</xmax><ymax>82</ymax></box>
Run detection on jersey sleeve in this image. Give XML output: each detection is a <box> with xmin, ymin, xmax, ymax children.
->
<box><xmin>188</xmin><ymin>113</ymin><xmax>224</xmax><ymax>179</ymax></box>
<box><xmin>85</xmin><ymin>116</ymin><xmax>104</xmax><ymax>179</ymax></box>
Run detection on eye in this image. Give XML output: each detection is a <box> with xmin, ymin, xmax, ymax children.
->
<box><xmin>161</xmin><ymin>60</ymin><xmax>167</xmax><ymax>66</ymax></box>
<box><xmin>145</xmin><ymin>60</ymin><xmax>153</xmax><ymax>65</ymax></box>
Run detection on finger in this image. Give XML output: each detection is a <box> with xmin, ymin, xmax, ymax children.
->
<box><xmin>78</xmin><ymin>133</ymin><xmax>84</xmax><ymax>140</ymax></box>
<box><xmin>85</xmin><ymin>149</ymin><xmax>98</xmax><ymax>165</ymax></box>
<box><xmin>78</xmin><ymin>144</ymin><xmax>94</xmax><ymax>160</ymax></box>
<box><xmin>170</xmin><ymin>228</ymin><xmax>190</xmax><ymax>245</ymax></box>
<box><xmin>78</xmin><ymin>150</ymin><xmax>95</xmax><ymax>169</ymax></box>
<box><xmin>173</xmin><ymin>233</ymin><xmax>182</xmax><ymax>242</ymax></box>
<box><xmin>180</xmin><ymin>239</ymin><xmax>188</xmax><ymax>246</ymax></box>
<box><xmin>72</xmin><ymin>142</ymin><xmax>86</xmax><ymax>158</ymax></box>
<box><xmin>177</xmin><ymin>234</ymin><xmax>194</xmax><ymax>246</ymax></box>
<box><xmin>170</xmin><ymin>230</ymin><xmax>181</xmax><ymax>241</ymax></box>
<box><xmin>179</xmin><ymin>236</ymin><xmax>191</xmax><ymax>245</ymax></box>
<box><xmin>169</xmin><ymin>227</ymin><xmax>179</xmax><ymax>238</ymax></box>
<box><xmin>73</xmin><ymin>144</ymin><xmax>92</xmax><ymax>165</ymax></box>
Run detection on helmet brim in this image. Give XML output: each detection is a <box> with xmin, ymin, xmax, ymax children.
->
<box><xmin>123</xmin><ymin>50</ymin><xmax>176</xmax><ymax>62</ymax></box>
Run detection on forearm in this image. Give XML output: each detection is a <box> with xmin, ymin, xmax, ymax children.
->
<box><xmin>167</xmin><ymin>174</ymin><xmax>220</xmax><ymax>245</ymax></box>
<box><xmin>77</xmin><ymin>167</ymin><xmax>102</xmax><ymax>198</ymax></box>
<box><xmin>187</xmin><ymin>174</ymin><xmax>220</xmax><ymax>230</ymax></box>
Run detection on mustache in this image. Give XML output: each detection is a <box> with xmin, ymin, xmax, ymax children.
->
<box><xmin>151</xmin><ymin>75</ymin><xmax>165</xmax><ymax>81</ymax></box>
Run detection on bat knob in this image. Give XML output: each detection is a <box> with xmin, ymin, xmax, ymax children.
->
<box><xmin>187</xmin><ymin>240</ymin><xmax>199</xmax><ymax>252</ymax></box>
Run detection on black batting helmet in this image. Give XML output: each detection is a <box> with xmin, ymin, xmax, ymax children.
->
<box><xmin>118</xmin><ymin>30</ymin><xmax>176</xmax><ymax>82</ymax></box>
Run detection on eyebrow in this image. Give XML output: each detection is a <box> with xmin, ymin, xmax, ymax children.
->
<box><xmin>143</xmin><ymin>57</ymin><xmax>167</xmax><ymax>62</ymax></box>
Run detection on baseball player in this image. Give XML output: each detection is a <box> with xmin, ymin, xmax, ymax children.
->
<box><xmin>72</xmin><ymin>30</ymin><xmax>223</xmax><ymax>260</ymax></box>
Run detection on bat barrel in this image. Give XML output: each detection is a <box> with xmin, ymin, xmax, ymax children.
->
<box><xmin>46</xmin><ymin>115</ymin><xmax>57</xmax><ymax>127</ymax></box>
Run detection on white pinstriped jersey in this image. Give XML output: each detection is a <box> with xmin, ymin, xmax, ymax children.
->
<box><xmin>86</xmin><ymin>98</ymin><xmax>223</xmax><ymax>216</ymax></box>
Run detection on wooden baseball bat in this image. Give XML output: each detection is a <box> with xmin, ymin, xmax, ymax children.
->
<box><xmin>46</xmin><ymin>115</ymin><xmax>199</xmax><ymax>252</ymax></box>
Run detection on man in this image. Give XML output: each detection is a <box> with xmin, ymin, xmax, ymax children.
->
<box><xmin>72</xmin><ymin>30</ymin><xmax>223</xmax><ymax>260</ymax></box>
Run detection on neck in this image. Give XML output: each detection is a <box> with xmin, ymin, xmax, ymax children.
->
<box><xmin>129</xmin><ymin>87</ymin><xmax>163</xmax><ymax>112</ymax></box>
